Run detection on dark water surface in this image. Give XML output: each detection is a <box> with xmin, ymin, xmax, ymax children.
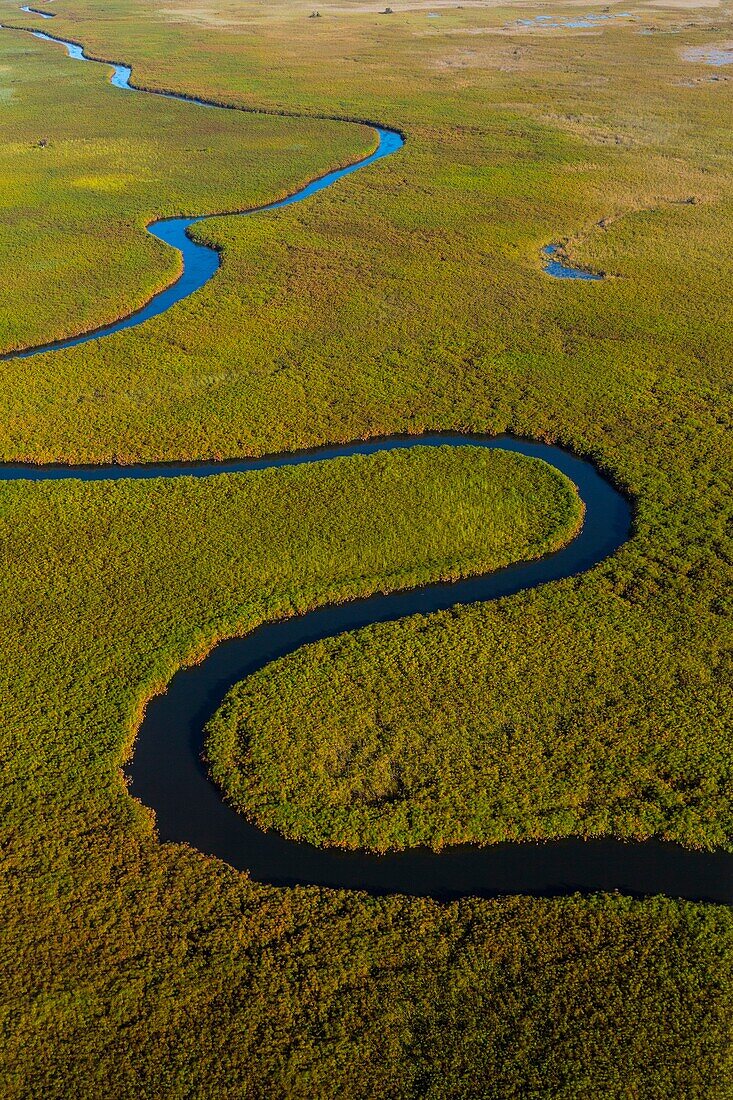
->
<box><xmin>5</xmin><ymin>31</ymin><xmax>730</xmax><ymax>903</ymax></box>
<box><xmin>74</xmin><ymin>430</ymin><xmax>722</xmax><ymax>906</ymax></box>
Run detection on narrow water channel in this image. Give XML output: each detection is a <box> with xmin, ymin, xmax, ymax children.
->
<box><xmin>6</xmin><ymin>28</ymin><xmax>729</xmax><ymax>903</ymax></box>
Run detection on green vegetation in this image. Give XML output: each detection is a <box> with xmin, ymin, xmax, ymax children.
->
<box><xmin>4</xmin><ymin>883</ymin><xmax>732</xmax><ymax>1098</ymax></box>
<box><xmin>0</xmin><ymin>29</ymin><xmax>371</xmax><ymax>353</ymax></box>
<box><xmin>203</xmin><ymin>449</ymin><xmax>592</xmax><ymax>853</ymax></box>
<box><xmin>0</xmin><ymin>0</ymin><xmax>731</xmax><ymax>1093</ymax></box>
<box><xmin>0</xmin><ymin>3</ymin><xmax>730</xmax><ymax>463</ymax></box>
<box><xmin>0</xmin><ymin>446</ymin><xmax>581</xmax><ymax>818</ymax></box>
<box><xmin>205</xmin><ymin>571</ymin><xmax>732</xmax><ymax>852</ymax></box>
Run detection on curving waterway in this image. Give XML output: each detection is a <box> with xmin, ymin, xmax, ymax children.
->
<box><xmin>5</xmin><ymin>28</ymin><xmax>593</xmax><ymax>360</ymax></box>
<box><xmin>5</xmin><ymin>30</ymin><xmax>402</xmax><ymax>359</ymax></box>
<box><xmin>4</xmin><ymin>27</ymin><xmax>731</xmax><ymax>903</ymax></box>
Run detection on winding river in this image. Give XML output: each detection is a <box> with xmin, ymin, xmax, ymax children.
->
<box><xmin>6</xmin><ymin>30</ymin><xmax>402</xmax><ymax>359</ymax></box>
<box><xmin>5</xmin><ymin>26</ymin><xmax>731</xmax><ymax>902</ymax></box>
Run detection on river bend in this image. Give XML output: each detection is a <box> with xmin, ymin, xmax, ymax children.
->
<box><xmin>4</xmin><ymin>27</ymin><xmax>730</xmax><ymax>903</ymax></box>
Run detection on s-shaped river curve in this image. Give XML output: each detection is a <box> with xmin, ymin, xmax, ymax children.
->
<box><xmin>4</xmin><ymin>29</ymin><xmax>731</xmax><ymax>902</ymax></box>
<box><xmin>5</xmin><ymin>29</ymin><xmax>403</xmax><ymax>359</ymax></box>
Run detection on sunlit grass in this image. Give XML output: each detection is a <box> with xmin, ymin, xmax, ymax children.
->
<box><xmin>0</xmin><ymin>1</ymin><xmax>731</xmax><ymax>1093</ymax></box>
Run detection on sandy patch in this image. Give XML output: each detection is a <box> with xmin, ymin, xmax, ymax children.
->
<box><xmin>156</xmin><ymin>0</ymin><xmax>729</xmax><ymax>31</ymax></box>
<box><xmin>638</xmin><ymin>0</ymin><xmax>722</xmax><ymax>7</ymax></box>
<box><xmin>323</xmin><ymin>1</ymin><xmax>492</xmax><ymax>12</ymax></box>
<box><xmin>158</xmin><ymin>6</ymin><xmax>257</xmax><ymax>26</ymax></box>
<box><xmin>158</xmin><ymin>0</ymin><xmax>491</xmax><ymax>23</ymax></box>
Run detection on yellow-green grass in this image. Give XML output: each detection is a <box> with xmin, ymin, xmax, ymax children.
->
<box><xmin>0</xmin><ymin>447</ymin><xmax>581</xmax><ymax>824</ymax></box>
<box><xmin>207</xmin><ymin>575</ymin><xmax>731</xmax><ymax>852</ymax></box>
<box><xmin>0</xmin><ymin>0</ymin><xmax>732</xmax><ymax>1093</ymax></box>
<box><xmin>0</xmin><ymin>8</ymin><xmax>730</xmax><ymax>462</ymax></box>
<box><xmin>3</xmin><ymin>884</ymin><xmax>731</xmax><ymax>1097</ymax></box>
<box><xmin>0</xmin><ymin>30</ymin><xmax>371</xmax><ymax>351</ymax></box>
<box><xmin>0</xmin><ymin>449</ymin><xmax>727</xmax><ymax>1095</ymax></box>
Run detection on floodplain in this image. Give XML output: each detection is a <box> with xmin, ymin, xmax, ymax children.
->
<box><xmin>0</xmin><ymin>0</ymin><xmax>731</xmax><ymax>1094</ymax></box>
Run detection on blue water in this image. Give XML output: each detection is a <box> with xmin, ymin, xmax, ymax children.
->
<box><xmin>542</xmin><ymin>243</ymin><xmax>603</xmax><ymax>281</ymax></box>
<box><xmin>7</xmin><ymin>32</ymin><xmax>403</xmax><ymax>360</ymax></box>
<box><xmin>515</xmin><ymin>12</ymin><xmax>633</xmax><ymax>31</ymax></box>
<box><xmin>0</xmin><ymin>26</ymin><xmax>726</xmax><ymax>903</ymax></box>
<box><xmin>20</xmin><ymin>5</ymin><xmax>55</xmax><ymax>17</ymax></box>
<box><xmin>685</xmin><ymin>47</ymin><xmax>733</xmax><ymax>66</ymax></box>
<box><xmin>9</xmin><ymin>30</ymin><xmax>594</xmax><ymax>361</ymax></box>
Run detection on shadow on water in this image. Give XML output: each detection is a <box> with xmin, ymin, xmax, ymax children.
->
<box><xmin>88</xmin><ymin>432</ymin><xmax>724</xmax><ymax>907</ymax></box>
<box><xmin>4</xmin><ymin>31</ymin><xmax>730</xmax><ymax>903</ymax></box>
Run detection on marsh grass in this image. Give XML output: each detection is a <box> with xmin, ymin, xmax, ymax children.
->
<box><xmin>0</xmin><ymin>1</ymin><xmax>732</xmax><ymax>1093</ymax></box>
